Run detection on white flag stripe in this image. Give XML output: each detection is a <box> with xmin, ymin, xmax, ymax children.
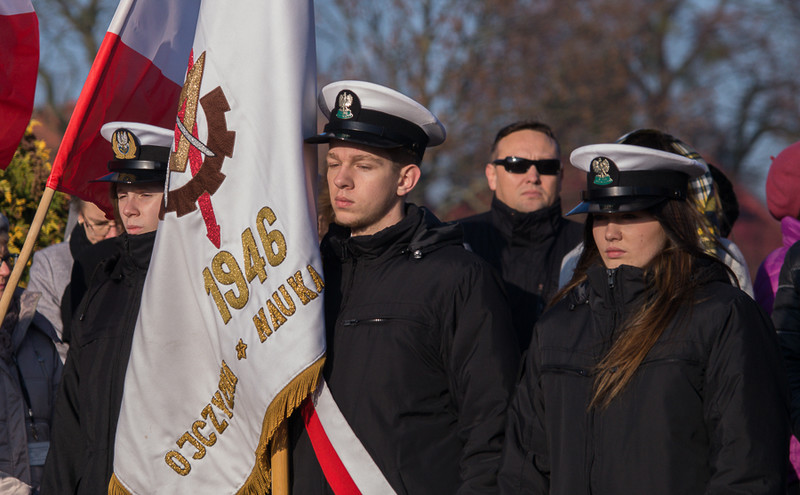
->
<box><xmin>107</xmin><ymin>0</ymin><xmax>200</xmax><ymax>85</ymax></box>
<box><xmin>0</xmin><ymin>0</ymin><xmax>33</xmax><ymax>15</ymax></box>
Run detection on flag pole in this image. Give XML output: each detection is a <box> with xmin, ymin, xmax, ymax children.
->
<box><xmin>271</xmin><ymin>420</ymin><xmax>290</xmax><ymax>494</ymax></box>
<box><xmin>0</xmin><ymin>185</ymin><xmax>56</xmax><ymax>322</ymax></box>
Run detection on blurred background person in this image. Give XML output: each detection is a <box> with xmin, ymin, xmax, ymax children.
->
<box><xmin>752</xmin><ymin>140</ymin><xmax>800</xmax><ymax>489</ymax></box>
<box><xmin>0</xmin><ymin>213</ymin><xmax>62</xmax><ymax>494</ymax></box>
<box><xmin>460</xmin><ymin>121</ymin><xmax>582</xmax><ymax>349</ymax></box>
<box><xmin>774</xmin><ymin>239</ymin><xmax>800</xmax><ymax>495</ymax></box>
<box><xmin>755</xmin><ymin>140</ymin><xmax>800</xmax><ymax>314</ymax></box>
<box><xmin>27</xmin><ymin>198</ymin><xmax>120</xmax><ymax>362</ymax></box>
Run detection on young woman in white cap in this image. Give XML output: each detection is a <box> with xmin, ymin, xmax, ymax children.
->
<box><xmin>499</xmin><ymin>132</ymin><xmax>788</xmax><ymax>494</ymax></box>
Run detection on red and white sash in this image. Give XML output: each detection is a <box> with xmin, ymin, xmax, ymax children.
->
<box><xmin>302</xmin><ymin>381</ymin><xmax>397</xmax><ymax>495</ymax></box>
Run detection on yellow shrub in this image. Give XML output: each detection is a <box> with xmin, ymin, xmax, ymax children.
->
<box><xmin>1</xmin><ymin>121</ymin><xmax>70</xmax><ymax>285</ymax></box>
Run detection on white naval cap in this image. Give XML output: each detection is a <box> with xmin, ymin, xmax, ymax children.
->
<box><xmin>566</xmin><ymin>143</ymin><xmax>708</xmax><ymax>215</ymax></box>
<box><xmin>305</xmin><ymin>80</ymin><xmax>446</xmax><ymax>162</ymax></box>
<box><xmin>92</xmin><ymin>122</ymin><xmax>173</xmax><ymax>184</ymax></box>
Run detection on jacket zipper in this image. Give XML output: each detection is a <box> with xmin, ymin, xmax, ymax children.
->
<box><xmin>586</xmin><ymin>268</ymin><xmax>619</xmax><ymax>494</ymax></box>
<box><xmin>78</xmin><ymin>259</ymin><xmax>112</xmax><ymax>322</ymax></box>
<box><xmin>107</xmin><ymin>272</ymin><xmax>148</xmax><ymax>440</ymax></box>
<box><xmin>341</xmin><ymin>316</ymin><xmax>425</xmax><ymax>327</ymax></box>
<box><xmin>539</xmin><ymin>364</ymin><xmax>590</xmax><ymax>377</ymax></box>
<box><xmin>640</xmin><ymin>356</ymin><xmax>703</xmax><ymax>367</ymax></box>
<box><xmin>343</xmin><ymin>318</ymin><xmax>388</xmax><ymax>326</ymax></box>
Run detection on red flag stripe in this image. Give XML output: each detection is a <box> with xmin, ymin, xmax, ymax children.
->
<box><xmin>46</xmin><ymin>0</ymin><xmax>198</xmax><ymax>214</ymax></box>
<box><xmin>0</xmin><ymin>9</ymin><xmax>38</xmax><ymax>169</ymax></box>
<box><xmin>47</xmin><ymin>32</ymin><xmax>182</xmax><ymax>211</ymax></box>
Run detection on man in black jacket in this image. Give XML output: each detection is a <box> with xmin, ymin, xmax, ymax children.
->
<box><xmin>459</xmin><ymin>121</ymin><xmax>582</xmax><ymax>349</ymax></box>
<box><xmin>291</xmin><ymin>81</ymin><xmax>520</xmax><ymax>494</ymax></box>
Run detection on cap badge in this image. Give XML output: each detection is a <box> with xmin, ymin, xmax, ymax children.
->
<box><xmin>335</xmin><ymin>91</ymin><xmax>355</xmax><ymax>119</ymax></box>
<box><xmin>591</xmin><ymin>157</ymin><xmax>614</xmax><ymax>186</ymax></box>
<box><xmin>112</xmin><ymin>129</ymin><xmax>139</xmax><ymax>160</ymax></box>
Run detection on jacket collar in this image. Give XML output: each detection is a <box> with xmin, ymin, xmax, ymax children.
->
<box><xmin>325</xmin><ymin>203</ymin><xmax>462</xmax><ymax>262</ymax></box>
<box><xmin>69</xmin><ymin>222</ymin><xmax>94</xmax><ymax>258</ymax></box>
<box><xmin>585</xmin><ymin>263</ymin><xmax>649</xmax><ymax>310</ymax></box>
<box><xmin>490</xmin><ymin>196</ymin><xmax>565</xmax><ymax>246</ymax></box>
<box><xmin>582</xmin><ymin>257</ymin><xmax>730</xmax><ymax>310</ymax></box>
<box><xmin>110</xmin><ymin>231</ymin><xmax>157</xmax><ymax>280</ymax></box>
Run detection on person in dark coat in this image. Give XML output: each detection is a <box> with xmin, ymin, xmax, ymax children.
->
<box><xmin>291</xmin><ymin>80</ymin><xmax>520</xmax><ymax>494</ymax></box>
<box><xmin>0</xmin><ymin>214</ymin><xmax>62</xmax><ymax>494</ymax></box>
<box><xmin>459</xmin><ymin>121</ymin><xmax>582</xmax><ymax>349</ymax></box>
<box><xmin>499</xmin><ymin>136</ymin><xmax>789</xmax><ymax>494</ymax></box>
<box><xmin>775</xmin><ymin>241</ymin><xmax>800</xmax><ymax>437</ymax></box>
<box><xmin>27</xmin><ymin>198</ymin><xmax>121</xmax><ymax>361</ymax></box>
<box><xmin>41</xmin><ymin>122</ymin><xmax>172</xmax><ymax>494</ymax></box>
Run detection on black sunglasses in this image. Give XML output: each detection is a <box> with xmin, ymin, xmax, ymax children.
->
<box><xmin>492</xmin><ymin>156</ymin><xmax>561</xmax><ymax>175</ymax></box>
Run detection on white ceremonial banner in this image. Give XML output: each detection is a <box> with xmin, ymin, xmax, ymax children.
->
<box><xmin>110</xmin><ymin>0</ymin><xmax>323</xmax><ymax>493</ymax></box>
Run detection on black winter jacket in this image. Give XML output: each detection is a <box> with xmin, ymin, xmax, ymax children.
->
<box><xmin>775</xmin><ymin>240</ymin><xmax>800</xmax><ymax>438</ymax></box>
<box><xmin>0</xmin><ymin>289</ymin><xmax>62</xmax><ymax>493</ymax></box>
<box><xmin>499</xmin><ymin>263</ymin><xmax>789</xmax><ymax>494</ymax></box>
<box><xmin>60</xmin><ymin>225</ymin><xmax>119</xmax><ymax>345</ymax></box>
<box><xmin>460</xmin><ymin>198</ymin><xmax>582</xmax><ymax>349</ymax></box>
<box><xmin>292</xmin><ymin>204</ymin><xmax>520</xmax><ymax>494</ymax></box>
<box><xmin>42</xmin><ymin>232</ymin><xmax>155</xmax><ymax>494</ymax></box>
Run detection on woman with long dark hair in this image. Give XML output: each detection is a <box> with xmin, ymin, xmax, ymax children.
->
<box><xmin>499</xmin><ymin>136</ymin><xmax>789</xmax><ymax>494</ymax></box>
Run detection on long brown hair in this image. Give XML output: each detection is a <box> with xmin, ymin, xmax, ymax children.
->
<box><xmin>554</xmin><ymin>198</ymin><xmax>730</xmax><ymax>409</ymax></box>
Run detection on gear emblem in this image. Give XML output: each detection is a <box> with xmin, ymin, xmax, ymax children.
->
<box><xmin>166</xmin><ymin>51</ymin><xmax>236</xmax><ymax>248</ymax></box>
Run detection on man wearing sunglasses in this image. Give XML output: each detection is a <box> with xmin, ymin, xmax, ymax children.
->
<box><xmin>460</xmin><ymin>121</ymin><xmax>582</xmax><ymax>350</ymax></box>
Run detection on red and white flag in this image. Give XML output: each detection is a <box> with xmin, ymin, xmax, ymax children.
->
<box><xmin>110</xmin><ymin>0</ymin><xmax>323</xmax><ymax>493</ymax></box>
<box><xmin>46</xmin><ymin>0</ymin><xmax>200</xmax><ymax>212</ymax></box>
<box><xmin>0</xmin><ymin>0</ymin><xmax>38</xmax><ymax>169</ymax></box>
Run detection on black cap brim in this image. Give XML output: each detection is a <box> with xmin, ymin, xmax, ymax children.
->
<box><xmin>90</xmin><ymin>170</ymin><xmax>166</xmax><ymax>184</ymax></box>
<box><xmin>304</xmin><ymin>130</ymin><xmax>405</xmax><ymax>150</ymax></box>
<box><xmin>565</xmin><ymin>196</ymin><xmax>666</xmax><ymax>216</ymax></box>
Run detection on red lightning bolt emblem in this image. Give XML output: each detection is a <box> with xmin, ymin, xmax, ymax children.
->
<box><xmin>175</xmin><ymin>100</ymin><xmax>221</xmax><ymax>248</ymax></box>
<box><xmin>168</xmin><ymin>50</ymin><xmax>235</xmax><ymax>248</ymax></box>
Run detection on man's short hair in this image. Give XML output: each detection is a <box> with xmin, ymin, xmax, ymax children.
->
<box><xmin>490</xmin><ymin>120</ymin><xmax>561</xmax><ymax>157</ymax></box>
<box><xmin>386</xmin><ymin>147</ymin><xmax>419</xmax><ymax>169</ymax></box>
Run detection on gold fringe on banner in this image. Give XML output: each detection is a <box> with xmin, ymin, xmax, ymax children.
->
<box><xmin>107</xmin><ymin>356</ymin><xmax>325</xmax><ymax>495</ymax></box>
<box><xmin>108</xmin><ymin>473</ymin><xmax>130</xmax><ymax>494</ymax></box>
<box><xmin>238</xmin><ymin>356</ymin><xmax>324</xmax><ymax>494</ymax></box>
